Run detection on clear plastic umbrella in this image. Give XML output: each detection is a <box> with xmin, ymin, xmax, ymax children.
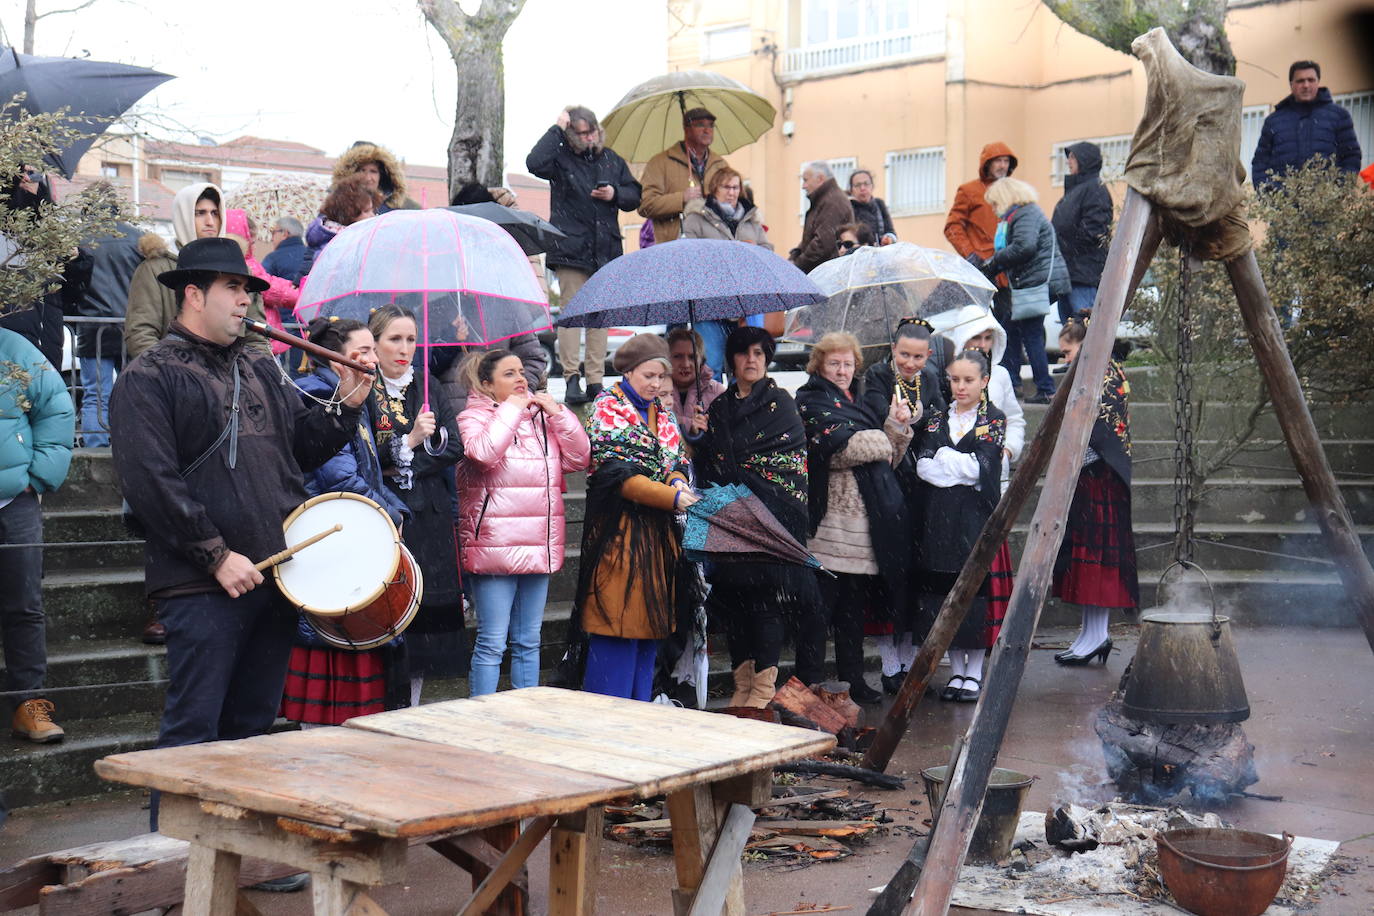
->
<box><xmin>601</xmin><ymin>70</ymin><xmax>776</xmax><ymax>162</ymax></box>
<box><xmin>783</xmin><ymin>242</ymin><xmax>997</xmax><ymax>351</ymax></box>
<box><xmin>296</xmin><ymin>209</ymin><xmax>551</xmax><ymax>408</ymax></box>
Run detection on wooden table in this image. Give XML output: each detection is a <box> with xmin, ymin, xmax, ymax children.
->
<box><xmin>96</xmin><ymin>687</ymin><xmax>834</xmax><ymax>916</ymax></box>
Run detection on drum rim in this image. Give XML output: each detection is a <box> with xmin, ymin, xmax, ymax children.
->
<box><xmin>274</xmin><ymin>491</ymin><xmax>401</xmax><ymax>615</ymax></box>
<box><xmin>307</xmin><ymin>543</ymin><xmax>425</xmax><ymax>651</ymax></box>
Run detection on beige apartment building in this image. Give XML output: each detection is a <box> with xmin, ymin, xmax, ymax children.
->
<box><xmin>655</xmin><ymin>0</ymin><xmax>1372</xmax><ymax>256</ymax></box>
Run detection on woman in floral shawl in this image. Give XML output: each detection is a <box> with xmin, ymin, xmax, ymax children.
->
<box><xmin>696</xmin><ymin>326</ymin><xmax>823</xmax><ymax>707</ymax></box>
<box><xmin>575</xmin><ymin>334</ymin><xmax>700</xmax><ymax>701</ymax></box>
<box><xmin>1051</xmin><ymin>315</ymin><xmax>1137</xmax><ymax>665</ymax></box>
<box><xmin>916</xmin><ymin>348</ymin><xmax>1007</xmax><ymax>703</ymax></box>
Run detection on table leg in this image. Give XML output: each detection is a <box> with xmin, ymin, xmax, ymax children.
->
<box><xmin>666</xmin><ymin>785</ymin><xmax>746</xmax><ymax>916</ymax></box>
<box><xmin>183</xmin><ymin>845</ymin><xmax>240</xmax><ymax>916</ymax></box>
<box><xmin>310</xmin><ymin>871</ymin><xmax>388</xmax><ymax>915</ymax></box>
<box><xmin>548</xmin><ymin>806</ymin><xmax>603</xmax><ymax>916</ymax></box>
<box><xmin>467</xmin><ymin>821</ymin><xmax>529</xmax><ymax>916</ymax></box>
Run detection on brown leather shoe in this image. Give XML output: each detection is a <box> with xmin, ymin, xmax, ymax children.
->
<box><xmin>141</xmin><ymin>611</ymin><xmax>166</xmax><ymax>645</ymax></box>
<box><xmin>12</xmin><ymin>698</ymin><xmax>65</xmax><ymax>743</ymax></box>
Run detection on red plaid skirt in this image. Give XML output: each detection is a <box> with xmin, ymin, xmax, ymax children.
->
<box><xmin>983</xmin><ymin>540</ymin><xmax>1013</xmax><ymax>648</ymax></box>
<box><xmin>1054</xmin><ymin>462</ymin><xmax>1139</xmax><ymax>608</ymax></box>
<box><xmin>280</xmin><ymin>646</ymin><xmax>388</xmax><ymax>726</ymax></box>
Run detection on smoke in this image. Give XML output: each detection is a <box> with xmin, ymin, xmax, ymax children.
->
<box><xmin>1052</xmin><ymin>735</ymin><xmax>1113</xmax><ymax>807</ymax></box>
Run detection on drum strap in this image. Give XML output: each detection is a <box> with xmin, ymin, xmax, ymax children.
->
<box><xmin>182</xmin><ymin>359</ymin><xmax>241</xmax><ymax>475</ymax></box>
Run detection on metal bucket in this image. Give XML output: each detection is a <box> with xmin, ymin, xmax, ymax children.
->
<box><xmin>1121</xmin><ymin>563</ymin><xmax>1250</xmax><ymax>725</ymax></box>
<box><xmin>1156</xmin><ymin>828</ymin><xmax>1292</xmax><ymax>916</ymax></box>
<box><xmin>920</xmin><ymin>766</ymin><xmax>1033</xmax><ymax>864</ymax></box>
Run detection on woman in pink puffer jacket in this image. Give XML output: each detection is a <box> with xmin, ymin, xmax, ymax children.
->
<box><xmin>457</xmin><ymin>349</ymin><xmax>591</xmax><ymax>696</ymax></box>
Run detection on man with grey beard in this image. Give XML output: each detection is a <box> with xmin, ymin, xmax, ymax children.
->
<box><xmin>527</xmin><ymin>106</ymin><xmax>641</xmax><ymax>404</ymax></box>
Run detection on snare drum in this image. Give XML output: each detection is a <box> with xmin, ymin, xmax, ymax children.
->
<box><xmin>274</xmin><ymin>492</ymin><xmax>423</xmax><ymax>651</ymax></box>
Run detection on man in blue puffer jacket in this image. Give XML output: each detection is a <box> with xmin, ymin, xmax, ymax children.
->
<box><xmin>1251</xmin><ymin>60</ymin><xmax>1362</xmax><ymax>190</ymax></box>
<box><xmin>0</xmin><ymin>327</ymin><xmax>75</xmax><ymax>745</ymax></box>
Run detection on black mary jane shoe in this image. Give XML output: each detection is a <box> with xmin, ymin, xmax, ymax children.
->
<box><xmin>955</xmin><ymin>677</ymin><xmax>981</xmax><ymax>702</ymax></box>
<box><xmin>880</xmin><ymin>672</ymin><xmax>905</xmax><ymax>695</ymax></box>
<box><xmin>848</xmin><ymin>678</ymin><xmax>884</xmax><ymax>705</ymax></box>
<box><xmin>1054</xmin><ymin>638</ymin><xmax>1113</xmax><ymax>666</ymax></box>
<box><xmin>940</xmin><ymin>676</ymin><xmax>965</xmax><ymax>701</ymax></box>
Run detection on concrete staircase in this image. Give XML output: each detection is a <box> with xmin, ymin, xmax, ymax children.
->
<box><xmin>3</xmin><ymin>368</ymin><xmax>1370</xmax><ymax>808</ymax></box>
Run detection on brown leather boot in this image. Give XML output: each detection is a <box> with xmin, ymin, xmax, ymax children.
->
<box><xmin>729</xmin><ymin>660</ymin><xmax>755</xmax><ymax>707</ymax></box>
<box><xmin>141</xmin><ymin>601</ymin><xmax>166</xmax><ymax>645</ymax></box>
<box><xmin>746</xmin><ymin>666</ymin><xmax>778</xmax><ymax>709</ymax></box>
<box><xmin>12</xmin><ymin>698</ymin><xmax>64</xmax><ymax>743</ymax></box>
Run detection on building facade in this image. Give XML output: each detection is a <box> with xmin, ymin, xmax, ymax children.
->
<box><xmin>655</xmin><ymin>0</ymin><xmax>1372</xmax><ymax>255</ymax></box>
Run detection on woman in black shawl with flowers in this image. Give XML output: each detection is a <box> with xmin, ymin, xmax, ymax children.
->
<box><xmin>796</xmin><ymin>332</ymin><xmax>914</xmax><ymax>704</ymax></box>
<box><xmin>696</xmin><ymin>326</ymin><xmax>820</xmax><ymax>708</ymax></box>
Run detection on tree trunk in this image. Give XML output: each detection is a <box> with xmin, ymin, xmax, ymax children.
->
<box><xmin>419</xmin><ymin>0</ymin><xmax>527</xmax><ymax>197</ymax></box>
<box><xmin>24</xmin><ymin>0</ymin><xmax>37</xmax><ymax>54</ymax></box>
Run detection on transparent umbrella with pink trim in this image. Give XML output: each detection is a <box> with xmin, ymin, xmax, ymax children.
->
<box><xmin>295</xmin><ymin>209</ymin><xmax>552</xmax><ymax>410</ymax></box>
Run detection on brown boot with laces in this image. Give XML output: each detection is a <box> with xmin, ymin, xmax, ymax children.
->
<box><xmin>13</xmin><ymin>698</ymin><xmax>65</xmax><ymax>743</ymax></box>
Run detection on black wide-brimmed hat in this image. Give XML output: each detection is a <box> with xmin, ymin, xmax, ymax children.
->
<box><xmin>157</xmin><ymin>237</ymin><xmax>270</xmax><ymax>293</ymax></box>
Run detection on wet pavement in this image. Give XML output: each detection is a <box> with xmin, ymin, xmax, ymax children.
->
<box><xmin>2</xmin><ymin>625</ymin><xmax>1371</xmax><ymax>914</ymax></box>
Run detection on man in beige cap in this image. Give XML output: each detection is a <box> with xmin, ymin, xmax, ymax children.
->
<box><xmin>638</xmin><ymin>107</ymin><xmax>730</xmax><ymax>244</ymax></box>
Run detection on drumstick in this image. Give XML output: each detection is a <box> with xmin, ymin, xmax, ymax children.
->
<box><xmin>254</xmin><ymin>524</ymin><xmax>343</xmax><ymax>571</ymax></box>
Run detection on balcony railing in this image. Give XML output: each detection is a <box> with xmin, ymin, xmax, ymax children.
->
<box><xmin>782</xmin><ymin>27</ymin><xmax>944</xmax><ymax>78</ymax></box>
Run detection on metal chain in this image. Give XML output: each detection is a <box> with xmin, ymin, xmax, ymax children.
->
<box><xmin>1172</xmin><ymin>245</ymin><xmax>1197</xmax><ymax>564</ymax></box>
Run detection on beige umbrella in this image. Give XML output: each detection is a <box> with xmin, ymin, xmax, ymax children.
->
<box><xmin>226</xmin><ymin>174</ymin><xmax>331</xmax><ymax>245</ymax></box>
<box><xmin>601</xmin><ymin>70</ymin><xmax>776</xmax><ymax>162</ymax></box>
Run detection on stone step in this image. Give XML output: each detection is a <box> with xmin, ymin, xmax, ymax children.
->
<box><xmin>1128</xmin><ymin>439</ymin><xmax>1374</xmax><ymax>478</ymax></box>
<box><xmin>41</xmin><ymin>448</ymin><xmax>125</xmax><ymax>511</ymax></box>
<box><xmin>0</xmin><ymin>640</ymin><xmax>167</xmax><ymax>721</ymax></box>
<box><xmin>0</xmin><ymin>712</ymin><xmax>161</xmax><ymax>809</ymax></box>
<box><xmin>1022</xmin><ymin>478</ymin><xmax>1374</xmax><ymax>527</ymax></box>
<box><xmin>42</xmin><ymin>568</ymin><xmax>148</xmax><ymax>644</ymax></box>
<box><xmin>1022</xmin><ymin>401</ymin><xmax>1374</xmax><ymax>442</ymax></box>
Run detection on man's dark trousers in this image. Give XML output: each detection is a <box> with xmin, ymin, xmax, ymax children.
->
<box><xmin>0</xmin><ymin>490</ymin><xmax>46</xmax><ymax>710</ymax></box>
<box><xmin>150</xmin><ymin>585</ymin><xmax>295</xmax><ymax>828</ymax></box>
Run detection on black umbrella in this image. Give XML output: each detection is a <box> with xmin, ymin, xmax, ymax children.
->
<box><xmin>0</xmin><ymin>47</ymin><xmax>172</xmax><ymax>178</ymax></box>
<box><xmin>443</xmin><ymin>202</ymin><xmax>566</xmax><ymax>255</ymax></box>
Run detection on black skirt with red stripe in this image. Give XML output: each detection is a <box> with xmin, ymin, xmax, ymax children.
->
<box><xmin>911</xmin><ymin>540</ymin><xmax>1013</xmax><ymax>651</ymax></box>
<box><xmin>1054</xmin><ymin>461</ymin><xmax>1139</xmax><ymax>608</ymax></box>
<box><xmin>280</xmin><ymin>644</ymin><xmax>404</xmax><ymax>726</ymax></box>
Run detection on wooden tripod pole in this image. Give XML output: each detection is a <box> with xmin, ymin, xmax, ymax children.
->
<box><xmin>1226</xmin><ymin>253</ymin><xmax>1374</xmax><ymax>653</ymax></box>
<box><xmin>862</xmin><ymin>203</ymin><xmax>1164</xmax><ymax>777</ymax></box>
<box><xmin>900</xmin><ymin>190</ymin><xmax>1157</xmax><ymax>916</ymax></box>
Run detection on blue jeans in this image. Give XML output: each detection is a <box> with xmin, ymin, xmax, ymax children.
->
<box><xmin>152</xmin><ymin>586</ymin><xmax>295</xmax><ymax>828</ymax></box>
<box><xmin>1002</xmin><ymin>316</ymin><xmax>1054</xmax><ymax>398</ymax></box>
<box><xmin>79</xmin><ymin>357</ymin><xmax>117</xmax><ymax>447</ymax></box>
<box><xmin>468</xmin><ymin>573</ymin><xmax>549</xmax><ymax>696</ymax></box>
<box><xmin>582</xmin><ymin>634</ymin><xmax>658</xmax><ymax>701</ymax></box>
<box><xmin>1058</xmin><ymin>284</ymin><xmax>1097</xmax><ymax>323</ymax></box>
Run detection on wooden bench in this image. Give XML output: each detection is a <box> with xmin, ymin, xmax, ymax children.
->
<box><xmin>0</xmin><ymin>832</ymin><xmax>294</xmax><ymax>914</ymax></box>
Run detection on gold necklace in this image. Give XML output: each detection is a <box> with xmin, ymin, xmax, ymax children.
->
<box><xmin>894</xmin><ymin>363</ymin><xmax>921</xmax><ymax>407</ymax></box>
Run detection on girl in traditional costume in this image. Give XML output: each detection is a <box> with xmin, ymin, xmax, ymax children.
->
<box><xmin>1052</xmin><ymin>315</ymin><xmax>1138</xmax><ymax>664</ymax></box>
<box><xmin>860</xmin><ymin>318</ymin><xmax>946</xmax><ymax>692</ymax></box>
<box><xmin>915</xmin><ymin>348</ymin><xmax>1007</xmax><ymax>702</ymax></box>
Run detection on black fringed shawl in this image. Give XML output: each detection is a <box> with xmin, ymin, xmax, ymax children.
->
<box><xmin>1088</xmin><ymin>360</ymin><xmax>1132</xmax><ymax>486</ymax></box>
<box><xmin>795</xmin><ymin>373</ymin><xmax>911</xmax><ymax>597</ymax></box>
<box><xmin>915</xmin><ymin>396</ymin><xmax>1006</xmax><ymax>576</ymax></box>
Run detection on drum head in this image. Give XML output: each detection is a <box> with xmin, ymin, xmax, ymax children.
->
<box><xmin>275</xmin><ymin>492</ymin><xmax>400</xmax><ymax>614</ymax></box>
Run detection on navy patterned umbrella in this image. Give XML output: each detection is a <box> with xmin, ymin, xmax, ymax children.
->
<box><xmin>556</xmin><ymin>238</ymin><xmax>824</xmax><ymax>328</ymax></box>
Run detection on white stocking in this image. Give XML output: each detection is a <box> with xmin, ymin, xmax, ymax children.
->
<box><xmin>947</xmin><ymin>651</ymin><xmax>967</xmax><ymax>684</ymax></box>
<box><xmin>410</xmin><ymin>676</ymin><xmax>425</xmax><ymax>709</ymax></box>
<box><xmin>897</xmin><ymin>632</ymin><xmax>917</xmax><ymax>670</ymax></box>
<box><xmin>1069</xmin><ymin>606</ymin><xmax>1112</xmax><ymax>654</ymax></box>
<box><xmin>877</xmin><ymin>635</ymin><xmax>901</xmax><ymax>676</ymax></box>
<box><xmin>963</xmin><ymin>650</ymin><xmax>986</xmax><ymax>684</ymax></box>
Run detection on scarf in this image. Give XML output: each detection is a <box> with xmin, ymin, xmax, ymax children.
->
<box><xmin>586</xmin><ymin>383</ymin><xmax>685</xmax><ymax>481</ymax></box>
<box><xmin>1088</xmin><ymin>360</ymin><xmax>1132</xmax><ymax>486</ymax></box>
<box><xmin>698</xmin><ymin>377</ymin><xmax>808</xmax><ymax>540</ymax></box>
<box><xmin>707</xmin><ymin>197</ymin><xmax>744</xmax><ymax>234</ymax></box>
<box><xmin>796</xmin><ymin>373</ymin><xmax>910</xmax><ymax>595</ymax></box>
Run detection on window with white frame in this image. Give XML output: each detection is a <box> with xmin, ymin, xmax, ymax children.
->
<box><xmin>1049</xmin><ymin>135</ymin><xmax>1133</xmax><ymax>186</ymax></box>
<box><xmin>799</xmin><ymin>156</ymin><xmax>858</xmax><ymax>223</ymax></box>
<box><xmin>785</xmin><ymin>0</ymin><xmax>945</xmax><ymax>77</ymax></box>
<box><xmin>1240</xmin><ymin>104</ymin><xmax>1270</xmax><ymax>178</ymax></box>
<box><xmin>885</xmin><ymin>147</ymin><xmax>945</xmax><ymax>215</ymax></box>
<box><xmin>1334</xmin><ymin>90</ymin><xmax>1374</xmax><ymax>168</ymax></box>
<box><xmin>703</xmin><ymin>24</ymin><xmax>752</xmax><ymax>62</ymax></box>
